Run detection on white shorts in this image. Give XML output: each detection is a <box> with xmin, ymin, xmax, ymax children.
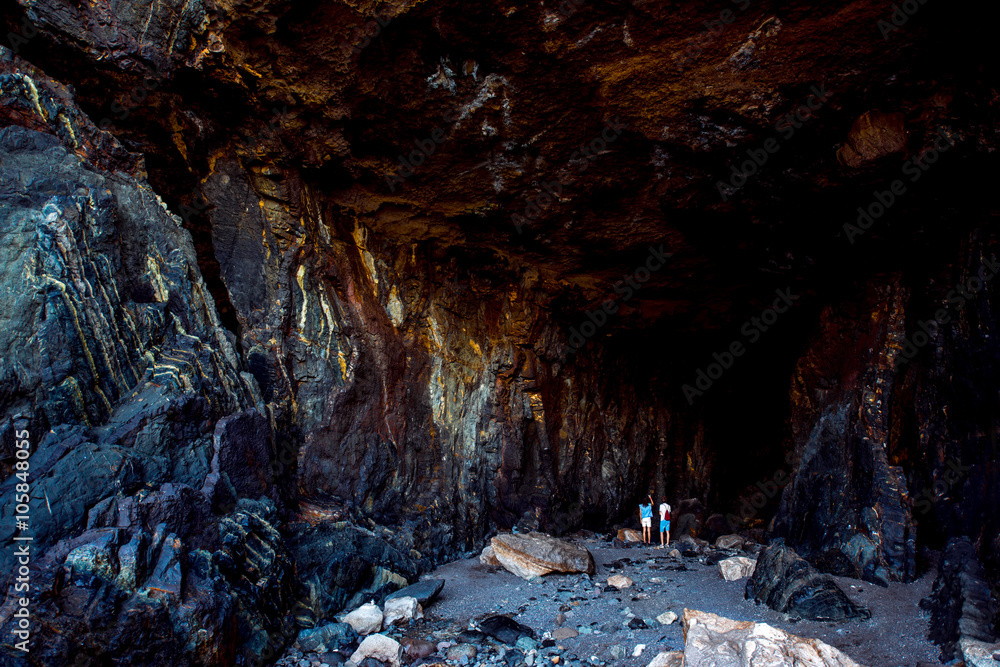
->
<box><xmin>641</xmin><ymin>517</ymin><xmax>651</xmax><ymax>528</ymax></box>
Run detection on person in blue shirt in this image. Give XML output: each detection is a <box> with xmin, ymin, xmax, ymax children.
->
<box><xmin>639</xmin><ymin>495</ymin><xmax>654</xmax><ymax>544</ymax></box>
<box><xmin>659</xmin><ymin>499</ymin><xmax>671</xmax><ymax>548</ymax></box>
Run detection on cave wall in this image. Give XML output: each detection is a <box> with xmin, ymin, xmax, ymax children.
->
<box><xmin>773</xmin><ymin>227</ymin><xmax>1000</xmax><ymax>590</ymax></box>
<box><xmin>198</xmin><ymin>153</ymin><xmax>712</xmax><ymax>552</ymax></box>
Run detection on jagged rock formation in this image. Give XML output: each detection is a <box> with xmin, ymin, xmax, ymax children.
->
<box><xmin>1</xmin><ymin>0</ymin><xmax>999</xmax><ymax>662</ymax></box>
<box><xmin>745</xmin><ymin>542</ymin><xmax>870</xmax><ymax>622</ymax></box>
<box><xmin>921</xmin><ymin>537</ymin><xmax>998</xmax><ymax>663</ymax></box>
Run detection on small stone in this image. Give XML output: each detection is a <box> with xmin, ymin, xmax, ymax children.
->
<box><xmin>993</xmin><ymin>650</ymin><xmax>1000</xmax><ymax>660</ymax></box>
<box><xmin>551</xmin><ymin>628</ymin><xmax>579</xmax><ymax>640</ymax></box>
<box><xmin>555</xmin><ymin>613</ymin><xmax>566</xmax><ymax>627</ymax></box>
<box><xmin>633</xmin><ymin>644</ymin><xmax>646</xmax><ymax>657</ymax></box>
<box><xmin>607</xmin><ymin>575</ymin><xmax>633</xmax><ymax>590</ymax></box>
<box><xmin>610</xmin><ymin>645</ymin><xmax>628</xmax><ymax>660</ymax></box>
<box><xmin>516</xmin><ymin>636</ymin><xmax>539</xmax><ymax>651</ymax></box>
<box><xmin>627</xmin><ymin>618</ymin><xmax>647</xmax><ymax>630</ymax></box>
<box><xmin>400</xmin><ymin>637</ymin><xmax>436</xmax><ymax>660</ymax></box>
<box><xmin>656</xmin><ymin>611</ymin><xmax>678</xmax><ymax>625</ymax></box>
<box><xmin>446</xmin><ymin>644</ymin><xmax>478</xmax><ymax>662</ymax></box>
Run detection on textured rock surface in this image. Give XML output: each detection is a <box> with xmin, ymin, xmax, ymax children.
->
<box><xmin>385</xmin><ymin>578</ymin><xmax>445</xmax><ymax>606</ymax></box>
<box><xmin>382</xmin><ymin>596</ymin><xmax>422</xmax><ymax>628</ymax></box>
<box><xmin>491</xmin><ymin>532</ymin><xmax>596</xmax><ymax>579</ymax></box>
<box><xmin>478</xmin><ymin>615</ymin><xmax>535</xmax><ymax>645</ymax></box>
<box><xmin>682</xmin><ymin>609</ymin><xmax>863</xmax><ymax>666</ymax></box>
<box><xmin>922</xmin><ymin>537</ymin><xmax>998</xmax><ymax>662</ymax></box>
<box><xmin>342</xmin><ymin>602</ymin><xmax>384</xmax><ymax>636</ymax></box>
<box><xmin>745</xmin><ymin>542</ymin><xmax>870</xmax><ymax>622</ymax></box>
<box><xmin>645</xmin><ymin>651</ymin><xmax>684</xmax><ymax>667</ymax></box>
<box><xmin>718</xmin><ymin>556</ymin><xmax>757</xmax><ymax>581</ymax></box>
<box><xmin>1</xmin><ymin>0</ymin><xmax>1000</xmax><ymax>661</ymax></box>
<box><xmin>348</xmin><ymin>634</ymin><xmax>403</xmax><ymax>667</ymax></box>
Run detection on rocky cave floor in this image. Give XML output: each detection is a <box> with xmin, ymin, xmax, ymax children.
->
<box><xmin>278</xmin><ymin>536</ymin><xmax>947</xmax><ymax>667</ymax></box>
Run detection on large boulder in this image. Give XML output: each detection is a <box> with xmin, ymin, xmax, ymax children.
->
<box><xmin>342</xmin><ymin>602</ymin><xmax>384</xmax><ymax>635</ymax></box>
<box><xmin>490</xmin><ymin>532</ymin><xmax>595</xmax><ymax>580</ymax></box>
<box><xmin>646</xmin><ymin>651</ymin><xmax>684</xmax><ymax>667</ymax></box>
<box><xmin>617</xmin><ymin>528</ymin><xmax>643</xmax><ymax>543</ymax></box>
<box><xmin>745</xmin><ymin>542</ymin><xmax>870</xmax><ymax>621</ymax></box>
<box><xmin>297</xmin><ymin>622</ymin><xmax>359</xmax><ymax>653</ymax></box>
<box><xmin>682</xmin><ymin>609</ymin><xmax>864</xmax><ymax>666</ymax></box>
<box><xmin>718</xmin><ymin>556</ymin><xmax>756</xmax><ymax>581</ymax></box>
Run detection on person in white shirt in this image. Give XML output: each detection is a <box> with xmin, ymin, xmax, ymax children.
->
<box><xmin>658</xmin><ymin>500</ymin><xmax>671</xmax><ymax>548</ymax></box>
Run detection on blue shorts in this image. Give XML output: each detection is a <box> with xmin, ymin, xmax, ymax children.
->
<box><xmin>660</xmin><ymin>521</ymin><xmax>670</xmax><ymax>533</ymax></box>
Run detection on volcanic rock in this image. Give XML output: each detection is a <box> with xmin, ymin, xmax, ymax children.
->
<box><xmin>490</xmin><ymin>533</ymin><xmax>595</xmax><ymax>580</ymax></box>
<box><xmin>837</xmin><ymin>111</ymin><xmax>908</xmax><ymax>169</ymax></box>
<box><xmin>922</xmin><ymin>537</ymin><xmax>998</xmax><ymax>662</ymax></box>
<box><xmin>386</xmin><ymin>578</ymin><xmax>445</xmax><ymax>605</ymax></box>
<box><xmin>745</xmin><ymin>542</ymin><xmax>870</xmax><ymax>622</ymax></box>
<box><xmin>715</xmin><ymin>535</ymin><xmax>746</xmax><ymax>550</ymax></box>
<box><xmin>479</xmin><ymin>615</ymin><xmax>536</xmax><ymax>644</ymax></box>
<box><xmin>298</xmin><ymin>622</ymin><xmax>359</xmax><ymax>653</ymax></box>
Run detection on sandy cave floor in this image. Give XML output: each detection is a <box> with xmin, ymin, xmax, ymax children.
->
<box><xmin>409</xmin><ymin>538</ymin><xmax>943</xmax><ymax>666</ymax></box>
